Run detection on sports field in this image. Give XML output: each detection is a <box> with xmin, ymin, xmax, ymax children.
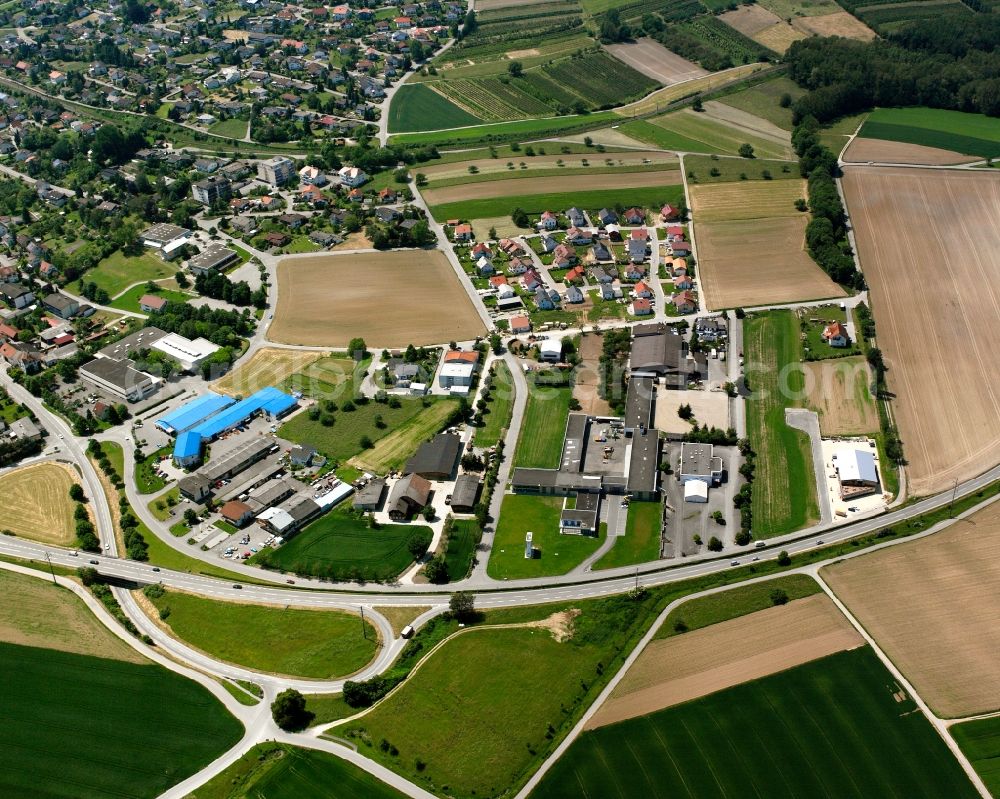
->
<box><xmin>843</xmin><ymin>136</ymin><xmax>973</xmax><ymax>165</ymax></box>
<box><xmin>212</xmin><ymin>347</ymin><xmax>329</xmax><ymax>397</ymax></box>
<box><xmin>743</xmin><ymin>311</ymin><xmax>819</xmax><ymax>535</ymax></box>
<box><xmin>589</xmin><ymin>592</ymin><xmax>861</xmax><ymax>727</ymax></box>
<box><xmin>270</xmin><ymin>251</ymin><xmax>485</xmax><ymax>347</ymax></box>
<box><xmin>841</xmin><ymin>167</ymin><xmax>1000</xmax><ymax>494</ymax></box>
<box><xmin>513</xmin><ymin>385</ymin><xmax>572</xmax><ymax>468</ymax></box>
<box><xmin>190</xmin><ymin>744</ymin><xmax>407</xmax><ymax>799</ymax></box>
<box><xmin>253</xmin><ymin>509</ymin><xmax>432</xmax><ymax>582</ymax></box>
<box><xmin>604</xmin><ymin>38</ymin><xmax>706</xmax><ymax>85</ymax></box>
<box><xmin>388</xmin><ymin>84</ymin><xmax>483</xmax><ymax>133</ymax></box>
<box><xmin>0</xmin><ymin>569</ymin><xmax>143</xmax><ymax>663</ymax></box>
<box><xmin>803</xmin><ymin>357</ymin><xmax>879</xmax><ymax>436</ymax></box>
<box><xmin>0</xmin><ymin>462</ymin><xmax>79</xmax><ymax>545</ymax></box>
<box><xmin>488</xmin><ymin>494</ymin><xmax>604</xmax><ymax>579</ymax></box>
<box><xmin>532</xmin><ymin>647</ymin><xmax>979</xmax><ymax>799</ymax></box>
<box><xmin>1</xmin><ymin>641</ymin><xmax>243</xmax><ymax>799</ymax></box>
<box><xmin>690</xmin><ymin>179</ymin><xmax>845</xmax><ymax>310</ymax></box>
<box><xmin>859</xmin><ymin>107</ymin><xmax>1000</xmax><ymax>160</ymax></box>
<box><xmin>144</xmin><ymin>588</ymin><xmax>377</xmax><ymax>679</ymax></box>
<box><xmin>823</xmin><ymin>501</ymin><xmax>1000</xmax><ymax>717</ymax></box>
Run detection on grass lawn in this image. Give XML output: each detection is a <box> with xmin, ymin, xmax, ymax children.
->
<box><xmin>443</xmin><ymin>518</ymin><xmax>482</xmax><ymax>582</ymax></box>
<box><xmin>685</xmin><ymin>154</ymin><xmax>798</xmax><ymax>183</ymax></box>
<box><xmin>649</xmin><ymin>109</ymin><xmax>793</xmax><ymax>159</ymax></box>
<box><xmin>488</xmin><ymin>494</ymin><xmax>603</xmax><ymax>579</ymax></box>
<box><xmin>656</xmin><ymin>573</ymin><xmax>820</xmax><ymax>638</ymax></box>
<box><xmin>717</xmin><ymin>75</ymin><xmax>804</xmax><ymax>131</ymax></box>
<box><xmin>350</xmin><ymin>399</ymin><xmax>460</xmax><ymax>473</ymax></box>
<box><xmin>474</xmin><ymin>360</ymin><xmax>514</xmax><ymax>448</ymax></box>
<box><xmin>952</xmin><ymin>717</ymin><xmax>1000</xmax><ymax>797</ymax></box>
<box><xmin>252</xmin><ymin>509</ymin><xmax>430</xmax><ymax>582</ymax></box>
<box><xmin>531</xmin><ymin>647</ymin><xmax>978</xmax><ymax>799</ymax></box>
<box><xmin>801</xmin><ymin>304</ymin><xmax>861</xmax><ymax>360</ymax></box>
<box><xmin>1</xmin><ymin>641</ymin><xmax>243</xmax><ymax>799</ymax></box>
<box><xmin>208</xmin><ymin>117</ymin><xmax>248</xmax><ymax>138</ymax></box>
<box><xmin>429</xmin><ymin>185</ymin><xmax>683</xmax><ymax>224</ymax></box>
<box><xmin>148</xmin><ymin>486</ymin><xmax>180</xmax><ymax>520</ymax></box>
<box><xmin>390</xmin><ymin>111</ymin><xmax>619</xmax><ymax>147</ymax></box>
<box><xmin>340</xmin><ymin>591</ymin><xmax>664</xmax><ymax>798</ymax></box>
<box><xmin>389</xmin><ymin>84</ymin><xmax>483</xmax><ymax>133</ymax></box>
<box><xmin>110</xmin><ymin>283</ymin><xmax>190</xmax><ymax>314</ymax></box>
<box><xmin>189</xmin><ymin>743</ymin><xmax>406</xmax><ymax>799</ymax></box>
<box><xmin>860</xmin><ymin>107</ymin><xmax>1000</xmax><ymax>159</ymax></box>
<box><xmin>619</xmin><ymin>119</ymin><xmax>726</xmax><ymax>153</ymax></box>
<box><xmin>744</xmin><ymin>310</ymin><xmax>819</xmax><ymax>535</ymax></box>
<box><xmin>306</xmin><ymin>693</ymin><xmax>357</xmax><ymax>725</ymax></box>
<box><xmin>594</xmin><ymin>500</ymin><xmax>662</xmax><ymax>570</ymax></box>
<box><xmin>513</xmin><ymin>386</ymin><xmax>572</xmax><ymax>468</ymax></box>
<box><xmin>135</xmin><ymin>447</ymin><xmax>169</xmax><ymax>494</ymax></box>
<box><xmin>145</xmin><ymin>588</ymin><xmax>377</xmax><ymax>679</ymax></box>
<box><xmin>88</xmin><ymin>249</ymin><xmax>177</xmax><ymax>297</ymax></box>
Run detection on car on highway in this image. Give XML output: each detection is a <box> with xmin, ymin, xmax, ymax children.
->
<box><xmin>69</xmin><ymin>551</ymin><xmax>78</xmax><ymax>557</ymax></box>
<box><xmin>232</xmin><ymin>584</ymin><xmax>243</xmax><ymax>589</ymax></box>
<box><xmin>88</xmin><ymin>559</ymin><xmax>99</xmax><ymax>565</ymax></box>
<box><xmin>152</xmin><ymin>567</ymin><xmax>160</xmax><ymax>572</ymax></box>
<box><xmin>730</xmin><ymin>559</ymin><xmax>740</xmax><ymax>566</ymax></box>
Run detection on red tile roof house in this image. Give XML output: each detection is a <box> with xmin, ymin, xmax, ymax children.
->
<box><xmin>665</xmin><ymin>224</ymin><xmax>684</xmax><ymax>241</ymax></box>
<box><xmin>220</xmin><ymin>500</ymin><xmax>255</xmax><ymax>528</ymax></box>
<box><xmin>822</xmin><ymin>321</ymin><xmax>850</xmax><ymax>347</ymax></box>
<box><xmin>673</xmin><ymin>290</ymin><xmax>697</xmax><ymax>314</ymax></box>
<box><xmin>453</xmin><ymin>223</ymin><xmax>473</xmax><ymax>241</ymax></box>
<box><xmin>139</xmin><ymin>294</ymin><xmax>168</xmax><ymax>313</ymax></box>
<box><xmin>630</xmin><ymin>297</ymin><xmax>652</xmax><ymax>316</ymax></box>
<box><xmin>0</xmin><ymin>323</ymin><xmax>18</xmax><ymax>340</ymax></box>
<box><xmin>633</xmin><ymin>280</ymin><xmax>652</xmax><ymax>299</ymax></box>
<box><xmin>660</xmin><ymin>204</ymin><xmax>680</xmax><ymax>222</ymax></box>
<box><xmin>510</xmin><ymin>314</ymin><xmax>531</xmax><ymax>333</ymax></box>
<box><xmin>445</xmin><ymin>349</ymin><xmax>480</xmax><ymax>366</ymax></box>
<box><xmin>552</xmin><ymin>243</ymin><xmax>577</xmax><ymax>268</ymax></box>
<box><xmin>489</xmin><ymin>275</ymin><xmax>508</xmax><ymax>289</ymax></box>
<box><xmin>498</xmin><ymin>238</ymin><xmax>523</xmax><ymax>256</ymax></box>
<box><xmin>472</xmin><ymin>242</ymin><xmax>492</xmax><ymax>259</ymax></box>
<box><xmin>521</xmin><ymin>268</ymin><xmax>542</xmax><ymax>291</ymax></box>
<box><xmin>565</xmin><ymin>265</ymin><xmax>586</xmax><ymax>284</ymax></box>
<box><xmin>624</xmin><ymin>207</ymin><xmax>645</xmax><ymax>225</ymax></box>
<box><xmin>630</xmin><ymin>227</ymin><xmax>649</xmax><ymax>241</ymax></box>
<box><xmin>507</xmin><ymin>257</ymin><xmax>531</xmax><ymax>275</ymax></box>
<box><xmin>539</xmin><ymin>211</ymin><xmax>558</xmax><ymax>230</ymax></box>
<box><xmin>264</xmin><ymin>231</ymin><xmax>291</xmax><ymax>247</ymax></box>
<box><xmin>670</xmin><ymin>239</ymin><xmax>692</xmax><ymax>257</ymax></box>
<box><xmin>673</xmin><ymin>273</ymin><xmax>693</xmax><ymax>290</ymax></box>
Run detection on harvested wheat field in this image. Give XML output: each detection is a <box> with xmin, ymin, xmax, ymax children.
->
<box><xmin>720</xmin><ymin>5</ymin><xmax>806</xmax><ymax>53</ymax></box>
<box><xmin>0</xmin><ymin>463</ymin><xmax>80</xmax><ymax>545</ymax></box>
<box><xmin>696</xmin><ymin>217</ymin><xmax>845</xmax><ymax>309</ymax></box>
<box><xmin>270</xmin><ymin>251</ymin><xmax>486</xmax><ymax>347</ymax></box>
<box><xmin>213</xmin><ymin>347</ymin><xmax>324</xmax><ymax>397</ymax></box>
<box><xmin>588</xmin><ymin>593</ymin><xmax>862</xmax><ymax>728</ymax></box>
<box><xmin>823</xmin><ymin>501</ymin><xmax>1000</xmax><ymax>717</ymax></box>
<box><xmin>605</xmin><ymin>38</ymin><xmax>707</xmax><ymax>85</ymax></box>
<box><xmin>804</xmin><ymin>357</ymin><xmax>878</xmax><ymax>436</ymax></box>
<box><xmin>421</xmin><ymin>168</ymin><xmax>682</xmax><ymax>205</ymax></box>
<box><xmin>842</xmin><ymin>167</ymin><xmax>1000</xmax><ymax>494</ymax></box>
<box><xmin>843</xmin><ymin>136</ymin><xmax>974</xmax><ymax>166</ymax></box>
<box><xmin>0</xmin><ymin>570</ymin><xmax>145</xmax><ymax>663</ymax></box>
<box><xmin>791</xmin><ymin>11</ymin><xmax>877</xmax><ymax>40</ymax></box>
<box><xmin>420</xmin><ymin>151</ymin><xmax>676</xmax><ymax>182</ymax></box>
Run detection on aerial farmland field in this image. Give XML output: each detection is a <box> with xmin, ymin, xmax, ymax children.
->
<box><xmin>603</xmin><ymin>38</ymin><xmax>707</xmax><ymax>84</ymax></box>
<box><xmin>0</xmin><ymin>462</ymin><xmax>80</xmax><ymax>546</ymax></box>
<box><xmin>270</xmin><ymin>251</ymin><xmax>486</xmax><ymax>347</ymax></box>
<box><xmin>843</xmin><ymin>136</ymin><xmax>974</xmax><ymax>165</ymax></box>
<box><xmin>388</xmin><ymin>84</ymin><xmax>483</xmax><ymax>133</ymax></box>
<box><xmin>534</xmin><ymin>647</ymin><xmax>976</xmax><ymax>799</ymax></box>
<box><xmin>823</xmin><ymin>500</ymin><xmax>1000</xmax><ymax>717</ymax></box>
<box><xmin>841</xmin><ymin>166</ymin><xmax>1000</xmax><ymax>495</ymax></box>
<box><xmin>803</xmin><ymin>357</ymin><xmax>879</xmax><ymax>436</ymax></box>
<box><xmin>858</xmin><ymin>107</ymin><xmax>1000</xmax><ymax>160</ymax></box>
<box><xmin>719</xmin><ymin>4</ymin><xmax>805</xmax><ymax>53</ymax></box>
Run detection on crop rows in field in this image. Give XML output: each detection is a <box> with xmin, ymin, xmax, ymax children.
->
<box><xmin>478</xmin><ymin>0</ymin><xmax>580</xmax><ymax>22</ymax></box>
<box><xmin>840</xmin><ymin>0</ymin><xmax>943</xmax><ymax>10</ymax></box>
<box><xmin>653</xmin><ymin>15</ymin><xmax>772</xmax><ymax>70</ymax></box>
<box><xmin>447</xmin><ymin>14</ymin><xmax>584</xmax><ymax>60</ymax></box>
<box><xmin>437</xmin><ymin>78</ymin><xmax>549</xmax><ymax>119</ymax></box>
<box><xmin>597</xmin><ymin>0</ymin><xmax>705</xmax><ymax>24</ymax></box>
<box><xmin>854</xmin><ymin>0</ymin><xmax>971</xmax><ymax>28</ymax></box>
<box><xmin>542</xmin><ymin>51</ymin><xmax>659</xmax><ymax>108</ymax></box>
<box><xmin>520</xmin><ymin>70</ymin><xmax>587</xmax><ymax>110</ymax></box>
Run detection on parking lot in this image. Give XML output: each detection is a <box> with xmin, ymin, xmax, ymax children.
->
<box><xmin>661</xmin><ymin>442</ymin><xmax>739</xmax><ymax>556</ymax></box>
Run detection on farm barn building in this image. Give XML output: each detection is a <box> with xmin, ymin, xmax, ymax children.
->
<box><xmin>388</xmin><ymin>474</ymin><xmax>431</xmax><ymax>520</ymax></box>
<box><xmin>405</xmin><ymin>433</ymin><xmax>462</xmax><ymax>480</ymax></box>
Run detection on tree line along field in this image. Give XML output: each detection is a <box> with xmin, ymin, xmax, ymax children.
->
<box><xmin>143</xmin><ymin>588</ymin><xmax>378</xmax><ymax>679</ymax></box>
<box><xmin>858</xmin><ymin>106</ymin><xmax>1000</xmax><ymax>160</ymax></box>
<box><xmin>1</xmin><ymin>638</ymin><xmax>243</xmax><ymax>799</ymax></box>
<box><xmin>531</xmin><ymin>647</ymin><xmax>979</xmax><ymax>799</ymax></box>
<box><xmin>252</xmin><ymin>508</ymin><xmax>434</xmax><ymax>583</ymax></box>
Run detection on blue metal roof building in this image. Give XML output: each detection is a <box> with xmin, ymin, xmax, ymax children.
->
<box><xmin>187</xmin><ymin>387</ymin><xmax>297</xmax><ymax>442</ymax></box>
<box><xmin>156</xmin><ymin>392</ymin><xmax>236</xmax><ymax>435</ymax></box>
<box><xmin>173</xmin><ymin>430</ymin><xmax>203</xmax><ymax>465</ymax></box>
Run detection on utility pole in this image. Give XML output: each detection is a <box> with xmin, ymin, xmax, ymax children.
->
<box><xmin>359</xmin><ymin>605</ymin><xmax>367</xmax><ymax>640</ymax></box>
<box><xmin>44</xmin><ymin>552</ymin><xmax>56</xmax><ymax>585</ymax></box>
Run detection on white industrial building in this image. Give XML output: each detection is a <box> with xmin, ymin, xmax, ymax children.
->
<box><xmin>834</xmin><ymin>448</ymin><xmax>880</xmax><ymax>498</ymax></box>
<box><xmin>151</xmin><ymin>333</ymin><xmax>221</xmax><ymax>373</ymax></box>
<box><xmin>539</xmin><ymin>339</ymin><xmax>563</xmax><ymax>362</ymax></box>
<box><xmin>438</xmin><ymin>362</ymin><xmax>475</xmax><ymax>389</ymax></box>
<box><xmin>679</xmin><ymin>442</ymin><xmax>724</xmax><ymax>504</ymax></box>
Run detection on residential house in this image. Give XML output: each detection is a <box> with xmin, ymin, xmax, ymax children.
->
<box><xmin>539</xmin><ymin>234</ymin><xmax>558</xmax><ymax>253</ymax></box>
<box><xmin>139</xmin><ymin>294</ymin><xmax>168</xmax><ymax>313</ymax></box>
<box><xmin>498</xmin><ymin>238</ymin><xmax>523</xmax><ymax>257</ymax></box>
<box><xmin>565</xmin><ymin>285</ymin><xmax>584</xmax><ymax>303</ymax></box>
<box><xmin>539</xmin><ymin>210</ymin><xmax>558</xmax><ymax>230</ymax></box>
<box><xmin>510</xmin><ymin>314</ymin><xmax>531</xmax><ymax>333</ymax></box>
<box><xmin>673</xmin><ymin>273</ymin><xmax>692</xmax><ymax>290</ymax></box>
<box><xmin>521</xmin><ymin>268</ymin><xmax>542</xmax><ymax>291</ymax></box>
<box><xmin>552</xmin><ymin>243</ymin><xmax>576</xmax><ymax>268</ymax></box>
<box><xmin>535</xmin><ymin>286</ymin><xmax>559</xmax><ymax>310</ymax></box>
<box><xmin>565</xmin><ymin>226</ymin><xmax>592</xmax><ymax>245</ymax></box>
<box><xmin>606</xmin><ymin>223</ymin><xmax>622</xmax><ymax>242</ymax></box>
<box><xmin>630</xmin><ymin>297</ymin><xmax>653</xmax><ymax>316</ymax></box>
<box><xmin>590</xmin><ymin>266</ymin><xmax>613</xmax><ymax>284</ymax></box>
<box><xmin>665</xmin><ymin>224</ymin><xmax>684</xmax><ymax>241</ymax></box>
<box><xmin>338</xmin><ymin>165</ymin><xmax>369</xmax><ymax>187</ymax></box>
<box><xmin>633</xmin><ymin>280</ymin><xmax>652</xmax><ymax>299</ymax></box>
<box><xmin>263</xmin><ymin>231</ymin><xmax>290</xmax><ymax>247</ymax></box>
<box><xmin>298</xmin><ymin>165</ymin><xmax>327</xmax><ymax>186</ymax></box>
<box><xmin>476</xmin><ymin>256</ymin><xmax>494</xmax><ymax>276</ymax></box>
<box><xmin>590</xmin><ymin>242</ymin><xmax>612</xmax><ymax>262</ymax></box>
<box><xmin>0</xmin><ymin>282</ymin><xmax>34</xmax><ymax>309</ymax></box>
<box><xmin>596</xmin><ymin>208</ymin><xmax>617</xmax><ymax>226</ymax></box>
<box><xmin>624</xmin><ymin>207</ymin><xmax>644</xmax><ymax>225</ymax></box>
<box><xmin>219</xmin><ymin>500</ymin><xmax>254</xmax><ymax>528</ymax></box>
<box><xmin>565</xmin><ymin>265</ymin><xmax>585</xmax><ymax>283</ymax></box>
<box><xmin>600</xmin><ymin>281</ymin><xmax>624</xmax><ymax>300</ymax></box>
<box><xmin>673</xmin><ymin>290</ymin><xmax>697</xmax><ymax>314</ymax></box>
<box><xmin>670</xmin><ymin>239</ymin><xmax>691</xmax><ymax>257</ymax></box>
<box><xmin>660</xmin><ymin>204</ymin><xmax>680</xmax><ymax>222</ymax></box>
<box><xmin>453</xmin><ymin>223</ymin><xmax>472</xmax><ymax>241</ymax></box>
<box><xmin>566</xmin><ymin>207</ymin><xmax>586</xmax><ymax>227</ymax></box>
<box><xmin>822</xmin><ymin>321</ymin><xmax>850</xmax><ymax>348</ymax></box>
<box><xmin>627</xmin><ymin>238</ymin><xmax>647</xmax><ymax>264</ymax></box>
<box><xmin>507</xmin><ymin>257</ymin><xmax>529</xmax><ymax>276</ymax></box>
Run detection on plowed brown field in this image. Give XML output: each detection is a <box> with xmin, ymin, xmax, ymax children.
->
<box><xmin>844</xmin><ymin>137</ymin><xmax>973</xmax><ymax>165</ymax></box>
<box><xmin>823</xmin><ymin>501</ymin><xmax>1000</xmax><ymax>717</ymax></box>
<box><xmin>587</xmin><ymin>593</ymin><xmax>862</xmax><ymax>728</ymax></box>
<box><xmin>791</xmin><ymin>11</ymin><xmax>877</xmax><ymax>40</ymax></box>
<box><xmin>841</xmin><ymin>167</ymin><xmax>1000</xmax><ymax>494</ymax></box>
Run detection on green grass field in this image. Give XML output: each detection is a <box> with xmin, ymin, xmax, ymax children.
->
<box><xmin>390</xmin><ymin>110</ymin><xmax>620</xmax><ymax>147</ymax></box>
<box><xmin>685</xmin><ymin>154</ymin><xmax>799</xmax><ymax>183</ymax></box>
<box><xmin>744</xmin><ymin>311</ymin><xmax>819</xmax><ymax>536</ymax></box>
<box><xmin>207</xmin><ymin>117</ymin><xmax>248</xmax><ymax>139</ymax></box>
<box><xmin>717</xmin><ymin>76</ymin><xmax>804</xmax><ymax>131</ymax></box>
<box><xmin>594</xmin><ymin>500</ymin><xmax>662</xmax><ymax>570</ymax></box>
<box><xmin>88</xmin><ymin>249</ymin><xmax>178</xmax><ymax>296</ymax></box>
<box><xmin>656</xmin><ymin>573</ymin><xmax>821</xmax><ymax>638</ymax></box>
<box><xmin>474</xmin><ymin>360</ymin><xmax>514</xmax><ymax>448</ymax></box>
<box><xmin>951</xmin><ymin>717</ymin><xmax>1000</xmax><ymax>797</ymax></box>
<box><xmin>350</xmin><ymin>399</ymin><xmax>460</xmax><ymax>473</ymax></box>
<box><xmin>1</xmin><ymin>641</ymin><xmax>243</xmax><ymax>799</ymax></box>
<box><xmin>488</xmin><ymin>494</ymin><xmax>603</xmax><ymax>579</ymax></box>
<box><xmin>646</xmin><ymin>109</ymin><xmax>793</xmax><ymax>159</ymax></box>
<box><xmin>444</xmin><ymin>518</ymin><xmax>482</xmax><ymax>582</ymax></box>
<box><xmin>110</xmin><ymin>283</ymin><xmax>190</xmax><ymax>313</ymax></box>
<box><xmin>617</xmin><ymin>118</ymin><xmax>727</xmax><ymax>153</ymax></box>
<box><xmin>146</xmin><ymin>588</ymin><xmax>377</xmax><ymax>679</ymax></box>
<box><xmin>429</xmin><ymin>185</ymin><xmax>684</xmax><ymax>223</ymax></box>
<box><xmin>532</xmin><ymin>647</ymin><xmax>979</xmax><ymax>799</ymax></box>
<box><xmin>860</xmin><ymin>107</ymin><xmax>1000</xmax><ymax>159</ymax></box>
<box><xmin>389</xmin><ymin>84</ymin><xmax>483</xmax><ymax>133</ymax></box>
<box><xmin>253</xmin><ymin>509</ymin><xmax>431</xmax><ymax>582</ymax></box>
<box><xmin>190</xmin><ymin>743</ymin><xmax>406</xmax><ymax>799</ymax></box>
<box><xmin>513</xmin><ymin>385</ymin><xmax>572</xmax><ymax>468</ymax></box>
